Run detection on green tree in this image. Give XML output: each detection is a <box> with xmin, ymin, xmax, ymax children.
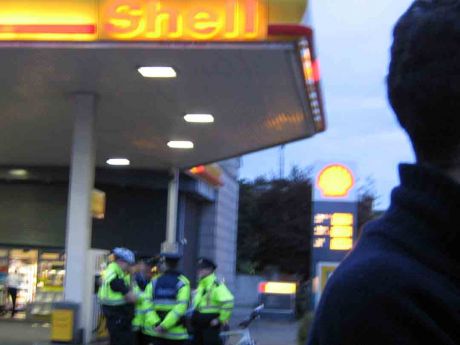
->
<box><xmin>237</xmin><ymin>167</ymin><xmax>312</xmax><ymax>277</ymax></box>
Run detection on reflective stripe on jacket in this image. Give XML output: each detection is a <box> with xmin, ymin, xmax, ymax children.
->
<box><xmin>132</xmin><ymin>284</ymin><xmax>151</xmax><ymax>331</ymax></box>
<box><xmin>143</xmin><ymin>271</ymin><xmax>191</xmax><ymax>340</ymax></box>
<box><xmin>98</xmin><ymin>262</ymin><xmax>131</xmax><ymax>306</ymax></box>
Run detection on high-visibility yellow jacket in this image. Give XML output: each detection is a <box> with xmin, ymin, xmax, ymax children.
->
<box><xmin>193</xmin><ymin>273</ymin><xmax>234</xmax><ymax>323</ymax></box>
<box><xmin>132</xmin><ymin>283</ymin><xmax>151</xmax><ymax>331</ymax></box>
<box><xmin>98</xmin><ymin>262</ymin><xmax>131</xmax><ymax>306</ymax></box>
<box><xmin>143</xmin><ymin>271</ymin><xmax>191</xmax><ymax>340</ymax></box>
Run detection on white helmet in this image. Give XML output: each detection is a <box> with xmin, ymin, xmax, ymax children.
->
<box><xmin>113</xmin><ymin>247</ymin><xmax>135</xmax><ymax>265</ymax></box>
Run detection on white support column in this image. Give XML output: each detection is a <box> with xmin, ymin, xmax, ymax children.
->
<box><xmin>64</xmin><ymin>93</ymin><xmax>97</xmax><ymax>343</ymax></box>
<box><xmin>162</xmin><ymin>168</ymin><xmax>179</xmax><ymax>253</ymax></box>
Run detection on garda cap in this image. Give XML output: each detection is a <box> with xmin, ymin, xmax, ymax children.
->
<box><xmin>197</xmin><ymin>257</ymin><xmax>217</xmax><ymax>270</ymax></box>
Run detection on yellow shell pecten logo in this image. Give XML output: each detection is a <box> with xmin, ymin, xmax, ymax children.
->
<box><xmin>317</xmin><ymin>164</ymin><xmax>354</xmax><ymax>198</ymax></box>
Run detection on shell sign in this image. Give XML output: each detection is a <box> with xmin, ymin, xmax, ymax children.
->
<box><xmin>0</xmin><ymin>0</ymin><xmax>309</xmax><ymax>42</ymax></box>
<box><xmin>317</xmin><ymin>164</ymin><xmax>355</xmax><ymax>199</ymax></box>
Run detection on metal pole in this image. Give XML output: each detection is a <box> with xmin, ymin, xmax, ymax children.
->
<box><xmin>280</xmin><ymin>145</ymin><xmax>285</xmax><ymax>179</ymax></box>
<box><xmin>63</xmin><ymin>93</ymin><xmax>97</xmax><ymax>343</ymax></box>
<box><xmin>163</xmin><ymin>168</ymin><xmax>179</xmax><ymax>253</ymax></box>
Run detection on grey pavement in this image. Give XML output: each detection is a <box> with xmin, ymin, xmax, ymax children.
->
<box><xmin>231</xmin><ymin>307</ymin><xmax>299</xmax><ymax>345</ymax></box>
<box><xmin>0</xmin><ymin>321</ymin><xmax>50</xmax><ymax>345</ymax></box>
<box><xmin>242</xmin><ymin>318</ymin><xmax>298</xmax><ymax>345</ymax></box>
<box><xmin>0</xmin><ymin>308</ymin><xmax>299</xmax><ymax>345</ymax></box>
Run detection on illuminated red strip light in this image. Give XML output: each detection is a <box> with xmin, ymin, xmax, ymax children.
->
<box><xmin>311</xmin><ymin>59</ymin><xmax>321</xmax><ymax>84</ymax></box>
<box><xmin>268</xmin><ymin>24</ymin><xmax>326</xmax><ymax>132</ymax></box>
<box><xmin>258</xmin><ymin>282</ymin><xmax>268</xmax><ymax>293</ymax></box>
<box><xmin>0</xmin><ymin>24</ymin><xmax>97</xmax><ymax>34</ymax></box>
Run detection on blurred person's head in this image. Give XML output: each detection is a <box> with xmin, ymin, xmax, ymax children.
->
<box><xmin>115</xmin><ymin>259</ymin><xmax>130</xmax><ymax>272</ymax></box>
<box><xmin>113</xmin><ymin>247</ymin><xmax>135</xmax><ymax>272</ymax></box>
<box><xmin>137</xmin><ymin>260</ymin><xmax>149</xmax><ymax>275</ymax></box>
<box><xmin>159</xmin><ymin>252</ymin><xmax>181</xmax><ymax>271</ymax></box>
<box><xmin>197</xmin><ymin>257</ymin><xmax>217</xmax><ymax>280</ymax></box>
<box><xmin>148</xmin><ymin>255</ymin><xmax>161</xmax><ymax>276</ymax></box>
<box><xmin>388</xmin><ymin>0</ymin><xmax>460</xmax><ymax>173</ymax></box>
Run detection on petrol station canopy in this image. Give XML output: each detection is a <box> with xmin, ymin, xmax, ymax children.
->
<box><xmin>0</xmin><ymin>0</ymin><xmax>325</xmax><ymax>170</ymax></box>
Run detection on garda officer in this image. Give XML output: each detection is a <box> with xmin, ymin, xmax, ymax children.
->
<box><xmin>143</xmin><ymin>252</ymin><xmax>191</xmax><ymax>345</ymax></box>
<box><xmin>98</xmin><ymin>248</ymin><xmax>137</xmax><ymax>345</ymax></box>
<box><xmin>133</xmin><ymin>258</ymin><xmax>156</xmax><ymax>345</ymax></box>
<box><xmin>191</xmin><ymin>258</ymin><xmax>234</xmax><ymax>345</ymax></box>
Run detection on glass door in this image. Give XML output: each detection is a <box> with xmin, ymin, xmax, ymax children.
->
<box><xmin>8</xmin><ymin>249</ymin><xmax>38</xmax><ymax>314</ymax></box>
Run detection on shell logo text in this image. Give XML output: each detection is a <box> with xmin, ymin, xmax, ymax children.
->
<box><xmin>100</xmin><ymin>0</ymin><xmax>268</xmax><ymax>41</ymax></box>
<box><xmin>317</xmin><ymin>164</ymin><xmax>354</xmax><ymax>198</ymax></box>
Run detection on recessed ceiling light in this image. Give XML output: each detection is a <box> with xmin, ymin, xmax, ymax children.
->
<box><xmin>138</xmin><ymin>67</ymin><xmax>177</xmax><ymax>78</ymax></box>
<box><xmin>106</xmin><ymin>158</ymin><xmax>130</xmax><ymax>166</ymax></box>
<box><xmin>184</xmin><ymin>114</ymin><xmax>214</xmax><ymax>123</ymax></box>
<box><xmin>9</xmin><ymin>169</ymin><xmax>28</xmax><ymax>177</ymax></box>
<box><xmin>167</xmin><ymin>141</ymin><xmax>194</xmax><ymax>149</ymax></box>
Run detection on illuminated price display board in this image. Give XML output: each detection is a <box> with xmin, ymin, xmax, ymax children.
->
<box><xmin>311</xmin><ymin>163</ymin><xmax>358</xmax><ymax>308</ymax></box>
<box><xmin>313</xmin><ymin>212</ymin><xmax>354</xmax><ymax>251</ymax></box>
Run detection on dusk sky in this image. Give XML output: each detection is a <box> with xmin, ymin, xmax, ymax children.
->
<box><xmin>240</xmin><ymin>0</ymin><xmax>416</xmax><ymax>210</ymax></box>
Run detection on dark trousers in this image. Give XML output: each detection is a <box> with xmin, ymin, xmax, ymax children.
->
<box><xmin>135</xmin><ymin>331</ymin><xmax>149</xmax><ymax>345</ymax></box>
<box><xmin>191</xmin><ymin>327</ymin><xmax>222</xmax><ymax>345</ymax></box>
<box><xmin>103</xmin><ymin>305</ymin><xmax>135</xmax><ymax>345</ymax></box>
<box><xmin>7</xmin><ymin>288</ymin><xmax>18</xmax><ymax>317</ymax></box>
<box><xmin>149</xmin><ymin>337</ymin><xmax>186</xmax><ymax>345</ymax></box>
<box><xmin>134</xmin><ymin>331</ymin><xmax>144</xmax><ymax>345</ymax></box>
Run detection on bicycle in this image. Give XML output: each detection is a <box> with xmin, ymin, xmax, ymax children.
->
<box><xmin>220</xmin><ymin>305</ymin><xmax>264</xmax><ymax>345</ymax></box>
